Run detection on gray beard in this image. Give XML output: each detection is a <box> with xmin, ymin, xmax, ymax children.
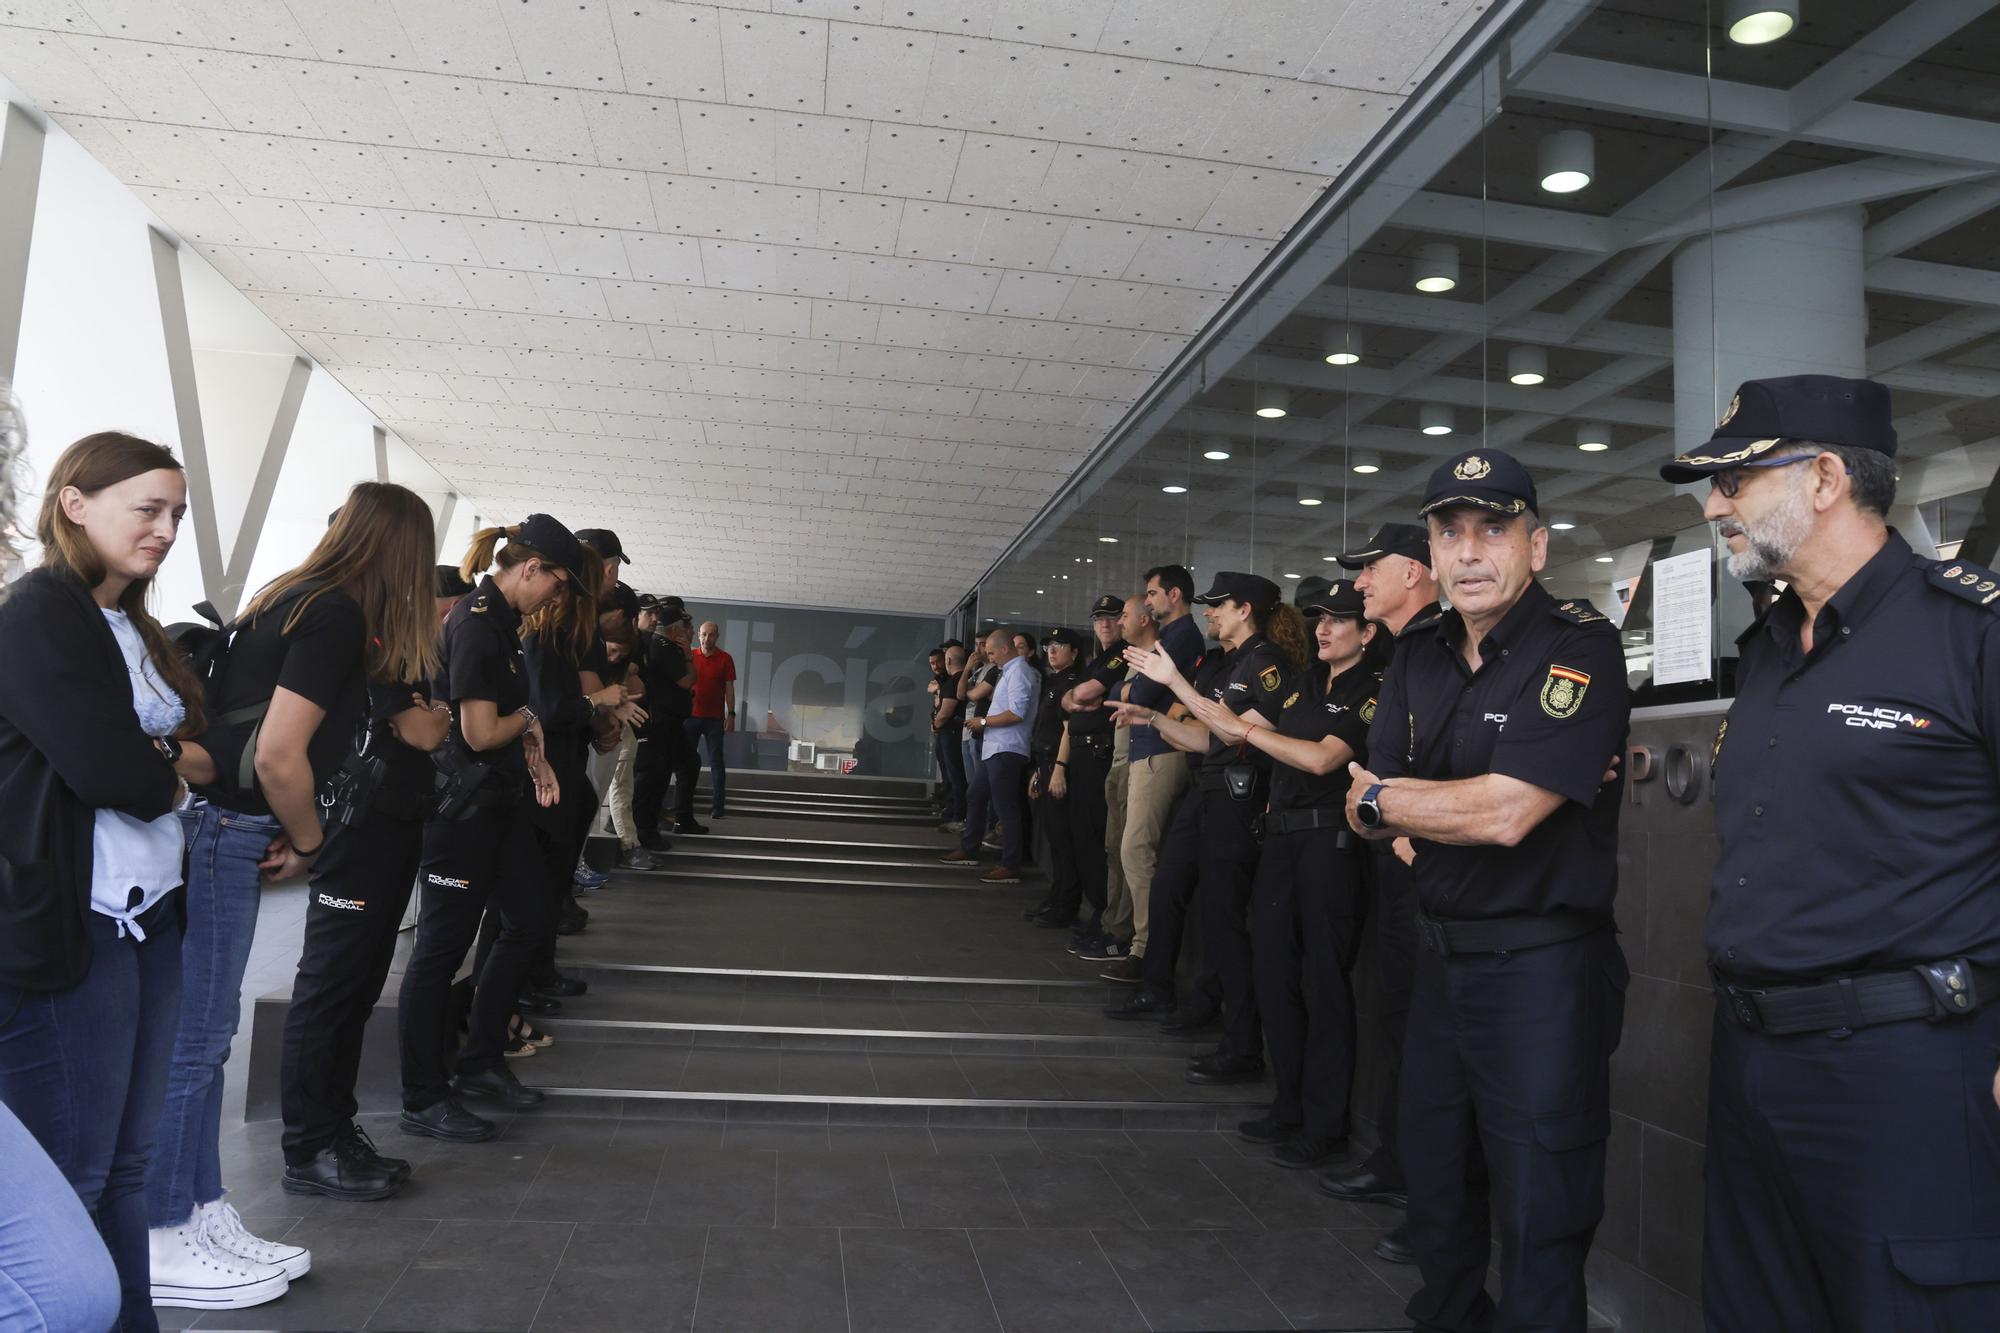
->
<box><xmin>1723</xmin><ymin>473</ymin><xmax>1814</xmax><ymax>581</ymax></box>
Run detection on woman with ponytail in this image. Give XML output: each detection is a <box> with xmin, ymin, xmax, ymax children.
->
<box><xmin>1112</xmin><ymin>571</ymin><xmax>1301</xmax><ymax>1087</ymax></box>
<box><xmin>395</xmin><ymin>514</ymin><xmax>587</xmax><ymax>1145</ymax></box>
<box><xmin>0</xmin><ymin>431</ymin><xmax>220</xmax><ymax>1327</ymax></box>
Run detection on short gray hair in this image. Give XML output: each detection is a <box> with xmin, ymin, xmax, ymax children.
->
<box><xmin>1812</xmin><ymin>442</ymin><xmax>1896</xmax><ymax>517</ymax></box>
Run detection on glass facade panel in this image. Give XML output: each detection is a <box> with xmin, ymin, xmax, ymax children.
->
<box><xmin>968</xmin><ymin>0</ymin><xmax>2000</xmax><ymax>705</ymax></box>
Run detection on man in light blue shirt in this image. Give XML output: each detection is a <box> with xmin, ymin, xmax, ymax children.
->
<box><xmin>940</xmin><ymin>628</ymin><xmax>1038</xmax><ymax>881</ymax></box>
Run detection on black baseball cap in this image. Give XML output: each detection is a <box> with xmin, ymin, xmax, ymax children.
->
<box><xmin>1192</xmin><ymin>571</ymin><xmax>1283</xmax><ymax>614</ymax></box>
<box><xmin>1336</xmin><ymin>522</ymin><xmax>1431</xmax><ymax>569</ymax></box>
<box><xmin>1302</xmin><ymin>580</ymin><xmax>1367</xmax><ymax>620</ymax></box>
<box><xmin>1291</xmin><ymin>575</ymin><xmax>1334</xmax><ymax>610</ymax></box>
<box><xmin>1042</xmin><ymin>626</ymin><xmax>1088</xmax><ymax>651</ymax></box>
<box><xmin>1660</xmin><ymin>375</ymin><xmax>1897</xmax><ymax>483</ymax></box>
<box><xmin>573</xmin><ymin>528</ymin><xmax>628</xmax><ymax>565</ymax></box>
<box><xmin>513</xmin><ymin>513</ymin><xmax>590</xmax><ymax>587</ymax></box>
<box><xmin>1089</xmin><ymin>593</ymin><xmax>1123</xmax><ymax>619</ymax></box>
<box><xmin>606</xmin><ymin>581</ymin><xmax>639</xmax><ymax>621</ymax></box>
<box><xmin>1418</xmin><ymin>449</ymin><xmax>1539</xmax><ymax>519</ymax></box>
<box><xmin>434</xmin><ymin>564</ymin><xmax>473</xmax><ymax>599</ymax></box>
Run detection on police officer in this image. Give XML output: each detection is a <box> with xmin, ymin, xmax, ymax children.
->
<box><xmin>398</xmin><ymin>514</ymin><xmax>587</xmax><ymax>1142</ymax></box>
<box><xmin>1193</xmin><ymin>581</ymin><xmax>1379</xmax><ymax>1168</ymax></box>
<box><xmin>1659</xmin><ymin>376</ymin><xmax>2000</xmax><ymax>1329</ymax></box>
<box><xmin>639</xmin><ymin>596</ymin><xmax>697</xmax><ymax>842</ymax></box>
<box><xmin>1121</xmin><ymin>572</ymin><xmax>1306</xmax><ymax>1083</ymax></box>
<box><xmin>1026</xmin><ymin>626</ymin><xmax>1088</xmax><ymax>928</ymax></box>
<box><xmin>1345</xmin><ymin>452</ymin><xmax>1631</xmax><ymax>1331</ymax></box>
<box><xmin>1320</xmin><ymin>522</ymin><xmax>1444</xmax><ymax>1262</ymax></box>
<box><xmin>1063</xmin><ymin>597</ymin><xmax>1129</xmax><ymax>959</ymax></box>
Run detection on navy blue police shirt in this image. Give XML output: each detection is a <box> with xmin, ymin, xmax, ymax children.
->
<box><xmin>1709</xmin><ymin>532</ymin><xmax>2000</xmax><ymax>981</ymax></box>
<box><xmin>1032</xmin><ymin>665</ymin><xmax>1082</xmax><ymax>758</ymax></box>
<box><xmin>1069</xmin><ymin>642</ymin><xmax>1129</xmax><ymax>739</ymax></box>
<box><xmin>434</xmin><ymin>577</ymin><xmax>529</xmax><ymax>780</ymax></box>
<box><xmin>1202</xmin><ymin>633</ymin><xmax>1291</xmax><ymax>772</ymax></box>
<box><xmin>1368</xmin><ymin>581</ymin><xmax>1630</xmax><ymax>919</ymax></box>
<box><xmin>1269</xmin><ymin>660</ymin><xmax>1380</xmax><ymax>812</ymax></box>
<box><xmin>1130</xmin><ymin>614</ymin><xmax>1204</xmax><ymax>761</ymax></box>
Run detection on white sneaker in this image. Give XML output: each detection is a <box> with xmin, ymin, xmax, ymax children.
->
<box><xmin>149</xmin><ymin>1217</ymin><xmax>290</xmax><ymax>1309</ymax></box>
<box><xmin>200</xmin><ymin>1197</ymin><xmax>312</xmax><ymax>1280</ymax></box>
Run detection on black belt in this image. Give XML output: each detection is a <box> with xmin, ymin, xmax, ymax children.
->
<box><xmin>1713</xmin><ymin>959</ymin><xmax>1996</xmax><ymax>1036</ymax></box>
<box><xmin>1070</xmin><ymin>733</ymin><xmax>1113</xmax><ymax>754</ymax></box>
<box><xmin>1261</xmin><ymin>807</ymin><xmax>1354</xmax><ymax>844</ymax></box>
<box><xmin>1416</xmin><ymin>909</ymin><xmax>1606</xmax><ymax>957</ymax></box>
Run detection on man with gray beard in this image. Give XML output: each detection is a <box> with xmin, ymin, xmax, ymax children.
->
<box><xmin>1660</xmin><ymin>375</ymin><xmax>2000</xmax><ymax>1330</ymax></box>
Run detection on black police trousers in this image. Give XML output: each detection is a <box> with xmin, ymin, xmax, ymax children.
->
<box><xmin>398</xmin><ymin>798</ymin><xmax>553</xmax><ymax>1110</ymax></box>
<box><xmin>1138</xmin><ymin>784</ymin><xmax>1220</xmax><ymax>1011</ymax></box>
<box><xmin>1057</xmin><ymin>739</ymin><xmax>1112</xmax><ymax>925</ymax></box>
<box><xmin>1359</xmin><ymin>841</ymin><xmax>1419</xmax><ymax>1189</ymax></box>
<box><xmin>1703</xmin><ymin>1000</ymin><xmax>2000</xmax><ymax>1332</ymax></box>
<box><xmin>634</xmin><ymin>721</ymin><xmax>685</xmax><ymax>841</ymax></box>
<box><xmin>1251</xmin><ymin>825</ymin><xmax>1362</xmax><ymax>1139</ymax></box>
<box><xmin>1400</xmin><ymin>926</ymin><xmax>1626</xmax><ymax>1333</ymax></box>
<box><xmin>280</xmin><ymin>808</ymin><xmax>424</xmax><ymax>1166</ymax></box>
<box><xmin>476</xmin><ymin>761</ymin><xmax>598</xmax><ymax>988</ymax></box>
<box><xmin>1194</xmin><ymin>780</ymin><xmax>1263</xmax><ymax>1063</ymax></box>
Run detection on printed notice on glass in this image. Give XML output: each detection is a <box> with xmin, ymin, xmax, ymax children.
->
<box><xmin>1650</xmin><ymin>548</ymin><xmax>1712</xmax><ymax>685</ymax></box>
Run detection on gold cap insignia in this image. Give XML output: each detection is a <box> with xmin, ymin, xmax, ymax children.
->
<box><xmin>1718</xmin><ymin>394</ymin><xmax>1741</xmax><ymax>428</ymax></box>
<box><xmin>1453</xmin><ymin>455</ymin><xmax>1491</xmax><ymax>481</ymax></box>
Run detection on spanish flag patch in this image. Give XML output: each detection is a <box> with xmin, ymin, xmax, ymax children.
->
<box><xmin>1539</xmin><ymin>665</ymin><xmax>1590</xmax><ymax>719</ymax></box>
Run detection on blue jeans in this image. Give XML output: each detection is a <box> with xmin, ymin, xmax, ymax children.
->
<box><xmin>960</xmin><ymin>750</ymin><xmax>1027</xmax><ymax>867</ymax></box>
<box><xmin>684</xmin><ymin>716</ymin><xmax>726</xmax><ymax>815</ymax></box>
<box><xmin>934</xmin><ymin>729</ymin><xmax>967</xmax><ymax>820</ymax></box>
<box><xmin>962</xmin><ymin>735</ymin><xmax>995</xmax><ymax>834</ymax></box>
<box><xmin>147</xmin><ymin>803</ymin><xmax>280</xmax><ymax>1229</ymax></box>
<box><xmin>0</xmin><ymin>910</ymin><xmax>182</xmax><ymax>1331</ymax></box>
<box><xmin>0</xmin><ymin>1099</ymin><xmax>121</xmax><ymax>1333</ymax></box>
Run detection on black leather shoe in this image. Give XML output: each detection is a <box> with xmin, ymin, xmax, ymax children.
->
<box><xmin>516</xmin><ymin>993</ymin><xmax>563</xmax><ymax>1016</ymax></box>
<box><xmin>676</xmin><ymin>818</ymin><xmax>709</xmax><ymax>835</ymax></box>
<box><xmin>340</xmin><ymin>1121</ymin><xmax>412</xmax><ymax>1181</ymax></box>
<box><xmin>1317</xmin><ymin>1164</ymin><xmax>1409</xmax><ymax>1207</ymax></box>
<box><xmin>532</xmin><ymin>972</ymin><xmax>588</xmax><ymax>998</ymax></box>
<box><xmin>453</xmin><ymin>1065</ymin><xmax>545</xmax><ymax>1110</ymax></box>
<box><xmin>399</xmin><ymin>1098</ymin><xmax>497</xmax><ymax>1143</ymax></box>
<box><xmin>639</xmin><ymin>834</ymin><xmax>674</xmax><ymax>852</ymax></box>
<box><xmin>1272</xmin><ymin>1135</ymin><xmax>1347</xmax><ymax>1169</ymax></box>
<box><xmin>1374</xmin><ymin>1222</ymin><xmax>1416</xmax><ymax>1265</ymax></box>
<box><xmin>1104</xmin><ymin>990</ymin><xmax>1171</xmax><ymax>1021</ymax></box>
<box><xmin>556</xmin><ymin>901</ymin><xmax>588</xmax><ymax>936</ymax></box>
<box><xmin>1236</xmin><ymin>1115</ymin><xmax>1299</xmax><ymax>1145</ymax></box>
<box><xmin>1159</xmin><ymin>1006</ymin><xmax>1220</xmax><ymax>1035</ymax></box>
<box><xmin>1021</xmin><ymin>898</ymin><xmax>1055</xmax><ymax>921</ymax></box>
<box><xmin>1031</xmin><ymin>910</ymin><xmax>1075</xmax><ymax>930</ymax></box>
<box><xmin>1184</xmin><ymin>1052</ymin><xmax>1265</xmax><ymax>1085</ymax></box>
<box><xmin>282</xmin><ymin>1142</ymin><xmax>402</xmax><ymax>1201</ymax></box>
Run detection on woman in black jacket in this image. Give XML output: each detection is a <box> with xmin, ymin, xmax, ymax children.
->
<box><xmin>0</xmin><ymin>432</ymin><xmax>218</xmax><ymax>1331</ymax></box>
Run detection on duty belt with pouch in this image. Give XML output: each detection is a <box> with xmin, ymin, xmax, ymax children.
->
<box><xmin>1416</xmin><ymin>908</ymin><xmax>1607</xmax><ymax>957</ymax></box>
<box><xmin>1712</xmin><ymin>957</ymin><xmax>1997</xmax><ymax>1036</ymax></box>
<box><xmin>1071</xmin><ymin>732</ymin><xmax>1113</xmax><ymax>757</ymax></box>
<box><xmin>1260</xmin><ymin>807</ymin><xmax>1355</xmax><ymax>847</ymax></box>
<box><xmin>430</xmin><ymin>741</ymin><xmax>496</xmax><ymax>821</ymax></box>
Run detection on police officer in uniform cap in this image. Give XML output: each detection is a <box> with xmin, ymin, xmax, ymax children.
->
<box><xmin>1026</xmin><ymin>626</ymin><xmax>1092</xmax><ymax>930</ymax></box>
<box><xmin>1345</xmin><ymin>451</ymin><xmax>1631</xmax><ymax>1331</ymax></box>
<box><xmin>1119</xmin><ymin>571</ymin><xmax>1305</xmax><ymax>1084</ymax></box>
<box><xmin>1062</xmin><ymin>597</ymin><xmax>1129</xmax><ymax>957</ymax></box>
<box><xmin>1660</xmin><ymin>375</ymin><xmax>2000</xmax><ymax>1328</ymax></box>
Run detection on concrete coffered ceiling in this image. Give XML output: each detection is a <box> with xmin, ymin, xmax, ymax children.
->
<box><xmin>0</xmin><ymin>0</ymin><xmax>1484</xmax><ymax>610</ymax></box>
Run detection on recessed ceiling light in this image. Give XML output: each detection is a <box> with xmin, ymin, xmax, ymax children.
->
<box><xmin>1577</xmin><ymin>421</ymin><xmax>1610</xmax><ymax>452</ymax></box>
<box><xmin>1323</xmin><ymin>554</ymin><xmax>1341</xmax><ymax>562</ymax></box>
<box><xmin>1537</xmin><ymin>130</ymin><xmax>1594</xmax><ymax>194</ymax></box>
<box><xmin>1550</xmin><ymin>520</ymin><xmax>1577</xmax><ymax>532</ymax></box>
<box><xmin>1298</xmin><ymin>485</ymin><xmax>1324</xmax><ymax>507</ymax></box>
<box><xmin>1283</xmin><ymin>573</ymin><xmax>1301</xmax><ymax>579</ymax></box>
<box><xmin>1413</xmin><ymin>242</ymin><xmax>1458</xmax><ymax>293</ymax></box>
<box><xmin>1035</xmin><ymin>588</ymin><xmax>1045</xmax><ymax>594</ymax></box>
<box><xmin>1323</xmin><ymin>327</ymin><xmax>1361</xmax><ymax>366</ymax></box>
<box><xmin>1420</xmin><ymin>404</ymin><xmax>1454</xmax><ymax>436</ymax></box>
<box><xmin>1726</xmin><ymin>0</ymin><xmax>1796</xmax><ymax>44</ymax></box>
<box><xmin>1351</xmin><ymin>450</ymin><xmax>1381</xmax><ymax>475</ymax></box>
<box><xmin>1161</xmin><ymin>484</ymin><xmax>1187</xmax><ymax>494</ymax></box>
<box><xmin>1204</xmin><ymin>448</ymin><xmax>1231</xmax><ymax>461</ymax></box>
<box><xmin>1507</xmin><ymin>346</ymin><xmax>1547</xmax><ymax>386</ymax></box>
<box><xmin>1594</xmin><ymin>555</ymin><xmax>1614</xmax><ymax>564</ymax></box>
<box><xmin>1254</xmin><ymin>384</ymin><xmax>1290</xmax><ymax>419</ymax></box>
<box><xmin>1098</xmin><ymin>536</ymin><xmax>1118</xmax><ymax>543</ymax></box>
<box><xmin>1353</xmin><ymin>462</ymin><xmax>1380</xmax><ymax>475</ymax></box>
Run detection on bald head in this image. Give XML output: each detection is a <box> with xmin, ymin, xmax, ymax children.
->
<box><xmin>698</xmin><ymin>620</ymin><xmax>719</xmax><ymax>650</ymax></box>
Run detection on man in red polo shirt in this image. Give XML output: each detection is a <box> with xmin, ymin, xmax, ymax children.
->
<box><xmin>678</xmin><ymin>620</ymin><xmax>737</xmax><ymax>827</ymax></box>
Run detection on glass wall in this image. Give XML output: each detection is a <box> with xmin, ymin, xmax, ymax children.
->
<box><xmin>967</xmin><ymin>0</ymin><xmax>2000</xmax><ymax>705</ymax></box>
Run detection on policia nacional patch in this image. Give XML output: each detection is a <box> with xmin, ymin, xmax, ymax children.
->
<box><xmin>1258</xmin><ymin>666</ymin><xmax>1282</xmax><ymax>692</ymax></box>
<box><xmin>1540</xmin><ymin>664</ymin><xmax>1591</xmax><ymax>719</ymax></box>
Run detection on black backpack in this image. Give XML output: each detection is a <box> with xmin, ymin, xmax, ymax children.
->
<box><xmin>168</xmin><ymin>584</ymin><xmax>321</xmax><ymax>800</ymax></box>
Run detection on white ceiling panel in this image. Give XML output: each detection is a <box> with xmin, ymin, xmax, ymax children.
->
<box><xmin>2</xmin><ymin>0</ymin><xmax>1444</xmax><ymax>608</ymax></box>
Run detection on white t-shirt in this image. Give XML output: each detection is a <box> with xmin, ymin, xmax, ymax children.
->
<box><xmin>91</xmin><ymin>610</ymin><xmax>186</xmax><ymax>937</ymax></box>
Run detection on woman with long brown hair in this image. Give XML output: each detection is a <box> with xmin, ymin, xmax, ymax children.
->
<box><xmin>395</xmin><ymin>514</ymin><xmax>588</xmax><ymax>1145</ymax></box>
<box><xmin>0</xmin><ymin>431</ymin><xmax>229</xmax><ymax>1326</ymax></box>
<box><xmin>145</xmin><ymin>480</ymin><xmax>436</xmax><ymax>1310</ymax></box>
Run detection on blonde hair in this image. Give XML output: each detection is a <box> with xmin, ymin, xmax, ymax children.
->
<box><xmin>243</xmin><ymin>481</ymin><xmax>438</xmax><ymax>684</ymax></box>
<box><xmin>35</xmin><ymin>432</ymin><xmax>208</xmax><ymax>733</ymax></box>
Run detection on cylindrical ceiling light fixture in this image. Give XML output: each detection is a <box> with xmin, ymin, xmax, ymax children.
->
<box><xmin>1420</xmin><ymin>403</ymin><xmax>1454</xmax><ymax>436</ymax></box>
<box><xmin>1577</xmin><ymin>421</ymin><xmax>1611</xmax><ymax>452</ymax></box>
<box><xmin>1725</xmin><ymin>0</ymin><xmax>1797</xmax><ymax>45</ymax></box>
<box><xmin>1297</xmin><ymin>485</ymin><xmax>1324</xmax><ymax>507</ymax></box>
<box><xmin>1549</xmin><ymin>515</ymin><xmax>1578</xmax><ymax>531</ymax></box>
<box><xmin>1254</xmin><ymin>383</ymin><xmax>1290</xmax><ymax>419</ymax></box>
<box><xmin>1351</xmin><ymin>451</ymin><xmax>1382</xmax><ymax>475</ymax></box>
<box><xmin>1323</xmin><ymin>326</ymin><xmax>1362</xmax><ymax>366</ymax></box>
<box><xmin>1507</xmin><ymin>345</ymin><xmax>1548</xmax><ymax>386</ymax></box>
<box><xmin>1202</xmin><ymin>436</ymin><xmax>1232</xmax><ymax>461</ymax></box>
<box><xmin>1537</xmin><ymin>129</ymin><xmax>1595</xmax><ymax>194</ymax></box>
<box><xmin>1412</xmin><ymin>242</ymin><xmax>1459</xmax><ymax>293</ymax></box>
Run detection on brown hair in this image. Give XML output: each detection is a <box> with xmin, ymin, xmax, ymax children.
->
<box><xmin>460</xmin><ymin>523</ymin><xmax>548</xmax><ymax>586</ymax></box>
<box><xmin>242</xmin><ymin>481</ymin><xmax>438</xmax><ymax>684</ymax></box>
<box><xmin>523</xmin><ymin>540</ymin><xmax>603</xmax><ymax>660</ymax></box>
<box><xmin>36</xmin><ymin>432</ymin><xmax>209</xmax><ymax>733</ymax></box>
<box><xmin>1256</xmin><ymin>602</ymin><xmax>1313</xmax><ymax>674</ymax></box>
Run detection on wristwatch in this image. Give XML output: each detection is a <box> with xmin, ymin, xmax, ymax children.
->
<box><xmin>1355</xmin><ymin>782</ymin><xmax>1389</xmax><ymax>830</ymax></box>
<box><xmin>156</xmin><ymin>736</ymin><xmax>183</xmax><ymax>765</ymax></box>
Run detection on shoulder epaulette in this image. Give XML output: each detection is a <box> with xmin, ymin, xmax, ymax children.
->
<box><xmin>1550</xmin><ymin>597</ymin><xmax>1611</xmax><ymax>626</ymax></box>
<box><xmin>469</xmin><ymin>593</ymin><xmax>491</xmax><ymax>614</ymax></box>
<box><xmin>1926</xmin><ymin>559</ymin><xmax>2000</xmax><ymax>610</ymax></box>
<box><xmin>1401</xmin><ymin>611</ymin><xmax>1444</xmax><ymax>636</ymax></box>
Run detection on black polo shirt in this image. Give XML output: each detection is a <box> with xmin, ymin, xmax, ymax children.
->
<box><xmin>1201</xmin><ymin>633</ymin><xmax>1291</xmax><ymax>772</ymax></box>
<box><xmin>934</xmin><ymin>669</ymin><xmax>963</xmax><ymax>734</ymax></box>
<box><xmin>1032</xmin><ymin>665</ymin><xmax>1081</xmax><ymax>758</ymax></box>
<box><xmin>1269</xmin><ymin>660</ymin><xmax>1380</xmax><ymax>812</ymax></box>
<box><xmin>1369</xmin><ymin>581</ymin><xmax>1629</xmax><ymax>919</ymax></box>
<box><xmin>1071</xmin><ymin>642</ymin><xmax>1130</xmax><ymax>739</ymax></box>
<box><xmin>364</xmin><ymin>678</ymin><xmax>435</xmax><ymax>816</ymax></box>
<box><xmin>434</xmin><ymin>576</ymin><xmax>529</xmax><ymax>780</ymax></box>
<box><xmin>1709</xmin><ymin>532</ymin><xmax>2000</xmax><ymax>981</ymax></box>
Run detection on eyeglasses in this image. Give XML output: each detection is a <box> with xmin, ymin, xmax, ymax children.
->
<box><xmin>1709</xmin><ymin>453</ymin><xmax>1821</xmax><ymax>499</ymax></box>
